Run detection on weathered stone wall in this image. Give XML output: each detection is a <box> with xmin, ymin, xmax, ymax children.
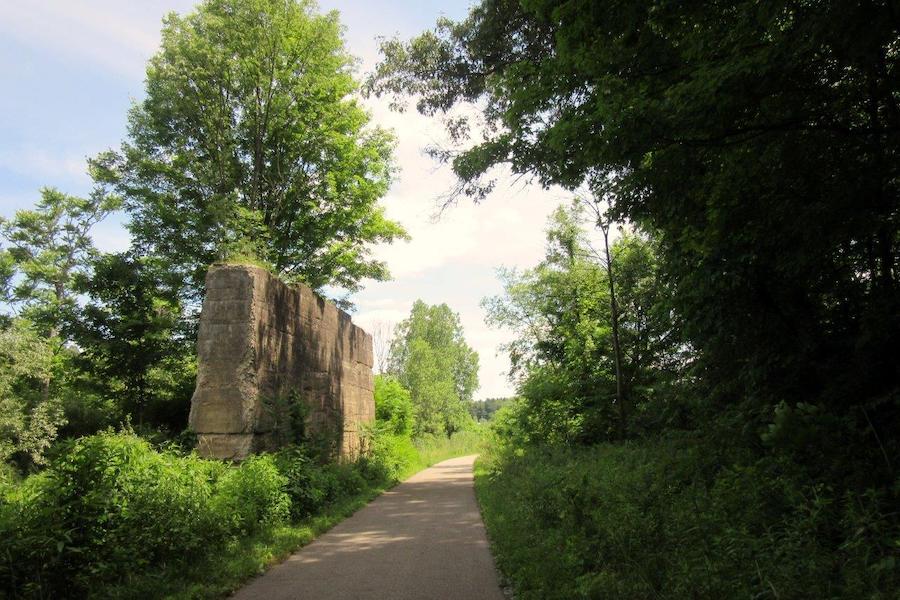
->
<box><xmin>188</xmin><ymin>264</ymin><xmax>375</xmax><ymax>461</ymax></box>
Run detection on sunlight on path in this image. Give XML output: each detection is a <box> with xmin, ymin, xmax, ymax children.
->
<box><xmin>231</xmin><ymin>455</ymin><xmax>504</xmax><ymax>600</ymax></box>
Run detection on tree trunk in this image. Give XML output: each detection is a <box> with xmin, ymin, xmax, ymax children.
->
<box><xmin>601</xmin><ymin>220</ymin><xmax>627</xmax><ymax>439</ymax></box>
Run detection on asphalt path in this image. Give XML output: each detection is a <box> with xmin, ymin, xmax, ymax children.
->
<box><xmin>232</xmin><ymin>455</ymin><xmax>505</xmax><ymax>600</ymax></box>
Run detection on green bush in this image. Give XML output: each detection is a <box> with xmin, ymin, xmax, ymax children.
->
<box><xmin>0</xmin><ymin>432</ymin><xmax>230</xmax><ymax>597</ymax></box>
<box><xmin>374</xmin><ymin>375</ymin><xmax>414</xmax><ymax>436</ymax></box>
<box><xmin>0</xmin><ymin>432</ymin><xmax>292</xmax><ymax>598</ymax></box>
<box><xmin>363</xmin><ymin>431</ymin><xmax>418</xmax><ymax>482</ymax></box>
<box><xmin>211</xmin><ymin>454</ymin><xmax>290</xmax><ymax>536</ymax></box>
<box><xmin>274</xmin><ymin>447</ymin><xmax>329</xmax><ymax>519</ymax></box>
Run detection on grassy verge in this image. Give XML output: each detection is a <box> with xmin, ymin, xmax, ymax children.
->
<box><xmin>408</xmin><ymin>429</ymin><xmax>487</xmax><ymax>476</ymax></box>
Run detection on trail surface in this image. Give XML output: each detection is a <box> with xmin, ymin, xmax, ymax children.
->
<box><xmin>232</xmin><ymin>455</ymin><xmax>505</xmax><ymax>600</ymax></box>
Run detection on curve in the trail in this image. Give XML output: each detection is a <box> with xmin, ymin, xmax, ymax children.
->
<box><xmin>232</xmin><ymin>455</ymin><xmax>505</xmax><ymax>600</ymax></box>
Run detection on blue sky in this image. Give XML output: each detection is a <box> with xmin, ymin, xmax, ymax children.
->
<box><xmin>0</xmin><ymin>1</ymin><xmax>567</xmax><ymax>399</ymax></box>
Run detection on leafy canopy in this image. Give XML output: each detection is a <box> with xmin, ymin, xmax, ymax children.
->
<box><xmin>388</xmin><ymin>301</ymin><xmax>479</xmax><ymax>436</ymax></box>
<box><xmin>0</xmin><ymin>320</ymin><xmax>64</xmax><ymax>466</ymax></box>
<box><xmin>95</xmin><ymin>0</ymin><xmax>407</xmax><ymax>301</ymax></box>
<box><xmin>484</xmin><ymin>205</ymin><xmax>680</xmax><ymax>443</ymax></box>
<box><xmin>65</xmin><ymin>253</ymin><xmax>193</xmax><ymax>428</ymax></box>
<box><xmin>373</xmin><ymin>375</ymin><xmax>414</xmax><ymax>437</ymax></box>
<box><xmin>370</xmin><ymin>0</ymin><xmax>900</xmax><ymax>443</ymax></box>
<box><xmin>0</xmin><ymin>187</ymin><xmax>119</xmax><ymax>336</ymax></box>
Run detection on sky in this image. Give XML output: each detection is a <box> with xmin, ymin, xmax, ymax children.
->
<box><xmin>0</xmin><ymin>0</ymin><xmax>569</xmax><ymax>399</ymax></box>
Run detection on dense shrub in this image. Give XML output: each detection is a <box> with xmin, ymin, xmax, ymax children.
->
<box><xmin>0</xmin><ymin>418</ymin><xmax>485</xmax><ymax>598</ymax></box>
<box><xmin>476</xmin><ymin>441</ymin><xmax>900</xmax><ymax>600</ymax></box>
<box><xmin>362</xmin><ymin>431</ymin><xmax>419</xmax><ymax>482</ymax></box>
<box><xmin>275</xmin><ymin>447</ymin><xmax>368</xmax><ymax>518</ymax></box>
<box><xmin>373</xmin><ymin>375</ymin><xmax>414</xmax><ymax>436</ymax></box>
<box><xmin>274</xmin><ymin>447</ymin><xmax>329</xmax><ymax>519</ymax></box>
<box><xmin>0</xmin><ymin>433</ymin><xmax>224</xmax><ymax>596</ymax></box>
<box><xmin>210</xmin><ymin>454</ymin><xmax>290</xmax><ymax>535</ymax></box>
<box><xmin>0</xmin><ymin>432</ymin><xmax>290</xmax><ymax>597</ymax></box>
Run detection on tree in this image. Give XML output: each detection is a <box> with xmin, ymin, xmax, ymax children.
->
<box><xmin>0</xmin><ymin>320</ymin><xmax>65</xmax><ymax>467</ymax></box>
<box><xmin>94</xmin><ymin>0</ymin><xmax>407</xmax><ymax>303</ymax></box>
<box><xmin>483</xmin><ymin>205</ymin><xmax>681</xmax><ymax>442</ymax></box>
<box><xmin>66</xmin><ymin>253</ymin><xmax>193</xmax><ymax>429</ymax></box>
<box><xmin>576</xmin><ymin>193</ymin><xmax>627</xmax><ymax>438</ymax></box>
<box><xmin>370</xmin><ymin>1</ymin><xmax>900</xmax><ymax>461</ymax></box>
<box><xmin>373</xmin><ymin>375</ymin><xmax>414</xmax><ymax>437</ymax></box>
<box><xmin>0</xmin><ymin>187</ymin><xmax>119</xmax><ymax>337</ymax></box>
<box><xmin>470</xmin><ymin>397</ymin><xmax>512</xmax><ymax>421</ymax></box>
<box><xmin>371</xmin><ymin>320</ymin><xmax>394</xmax><ymax>374</ymax></box>
<box><xmin>1</xmin><ymin>187</ymin><xmax>119</xmax><ymax>403</ymax></box>
<box><xmin>388</xmin><ymin>301</ymin><xmax>479</xmax><ymax>436</ymax></box>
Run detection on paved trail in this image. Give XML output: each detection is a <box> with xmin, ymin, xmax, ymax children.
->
<box><xmin>232</xmin><ymin>455</ymin><xmax>505</xmax><ymax>600</ymax></box>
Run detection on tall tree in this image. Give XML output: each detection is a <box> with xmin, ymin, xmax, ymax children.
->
<box><xmin>484</xmin><ymin>205</ymin><xmax>681</xmax><ymax>442</ymax></box>
<box><xmin>66</xmin><ymin>253</ymin><xmax>193</xmax><ymax>429</ymax></box>
<box><xmin>0</xmin><ymin>187</ymin><xmax>119</xmax><ymax>338</ymax></box>
<box><xmin>577</xmin><ymin>193</ymin><xmax>627</xmax><ymax>438</ymax></box>
<box><xmin>0</xmin><ymin>187</ymin><xmax>119</xmax><ymax>403</ymax></box>
<box><xmin>388</xmin><ymin>301</ymin><xmax>479</xmax><ymax>436</ymax></box>
<box><xmin>370</xmin><ymin>1</ymin><xmax>900</xmax><ymax>460</ymax></box>
<box><xmin>94</xmin><ymin>0</ymin><xmax>406</xmax><ymax>302</ymax></box>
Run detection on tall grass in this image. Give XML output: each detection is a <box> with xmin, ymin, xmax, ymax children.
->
<box><xmin>410</xmin><ymin>429</ymin><xmax>487</xmax><ymax>474</ymax></box>
<box><xmin>475</xmin><ymin>439</ymin><xmax>900</xmax><ymax>600</ymax></box>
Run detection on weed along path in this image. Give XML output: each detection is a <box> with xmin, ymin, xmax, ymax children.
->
<box><xmin>232</xmin><ymin>455</ymin><xmax>505</xmax><ymax>600</ymax></box>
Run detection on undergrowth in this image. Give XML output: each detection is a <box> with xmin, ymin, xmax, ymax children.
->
<box><xmin>475</xmin><ymin>439</ymin><xmax>900</xmax><ymax>600</ymax></box>
<box><xmin>0</xmin><ymin>428</ymin><xmax>484</xmax><ymax>599</ymax></box>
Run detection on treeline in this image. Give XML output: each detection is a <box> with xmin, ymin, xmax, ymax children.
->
<box><xmin>382</xmin><ymin>300</ymin><xmax>480</xmax><ymax>437</ymax></box>
<box><xmin>470</xmin><ymin>398</ymin><xmax>512</xmax><ymax>422</ymax></box>
<box><xmin>371</xmin><ymin>0</ymin><xmax>900</xmax><ymax>597</ymax></box>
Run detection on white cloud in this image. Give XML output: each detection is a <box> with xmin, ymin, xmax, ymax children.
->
<box><xmin>0</xmin><ymin>1</ymin><xmax>192</xmax><ymax>79</ymax></box>
<box><xmin>353</xmin><ymin>94</ymin><xmax>564</xmax><ymax>399</ymax></box>
<box><xmin>0</xmin><ymin>146</ymin><xmax>89</xmax><ymax>184</ymax></box>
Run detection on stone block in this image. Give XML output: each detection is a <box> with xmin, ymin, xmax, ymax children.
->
<box><xmin>189</xmin><ymin>264</ymin><xmax>375</xmax><ymax>461</ymax></box>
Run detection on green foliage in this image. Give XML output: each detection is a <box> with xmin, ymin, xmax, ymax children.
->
<box><xmin>484</xmin><ymin>205</ymin><xmax>682</xmax><ymax>443</ymax></box>
<box><xmin>0</xmin><ymin>424</ymin><xmax>486</xmax><ymax>598</ymax></box>
<box><xmin>0</xmin><ymin>186</ymin><xmax>119</xmax><ymax>335</ymax></box>
<box><xmin>477</xmin><ymin>442</ymin><xmax>900</xmax><ymax>600</ymax></box>
<box><xmin>211</xmin><ymin>454</ymin><xmax>290</xmax><ymax>536</ymax></box>
<box><xmin>388</xmin><ymin>300</ymin><xmax>479</xmax><ymax>436</ymax></box>
<box><xmin>65</xmin><ymin>252</ymin><xmax>195</xmax><ymax>430</ymax></box>
<box><xmin>94</xmin><ymin>0</ymin><xmax>407</xmax><ymax>301</ymax></box>
<box><xmin>373</xmin><ymin>0</ymin><xmax>900</xmax><ymax>455</ymax></box>
<box><xmin>0</xmin><ymin>320</ymin><xmax>64</xmax><ymax>466</ymax></box>
<box><xmin>469</xmin><ymin>397</ymin><xmax>512</xmax><ymax>422</ymax></box>
<box><xmin>0</xmin><ymin>432</ymin><xmax>300</xmax><ymax>597</ymax></box>
<box><xmin>0</xmin><ymin>432</ymin><xmax>229</xmax><ymax>596</ymax></box>
<box><xmin>412</xmin><ymin>429</ymin><xmax>486</xmax><ymax>467</ymax></box>
<box><xmin>374</xmin><ymin>374</ymin><xmax>414</xmax><ymax>436</ymax></box>
<box><xmin>274</xmin><ymin>446</ymin><xmax>367</xmax><ymax>521</ymax></box>
<box><xmin>362</xmin><ymin>431</ymin><xmax>419</xmax><ymax>483</ymax></box>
